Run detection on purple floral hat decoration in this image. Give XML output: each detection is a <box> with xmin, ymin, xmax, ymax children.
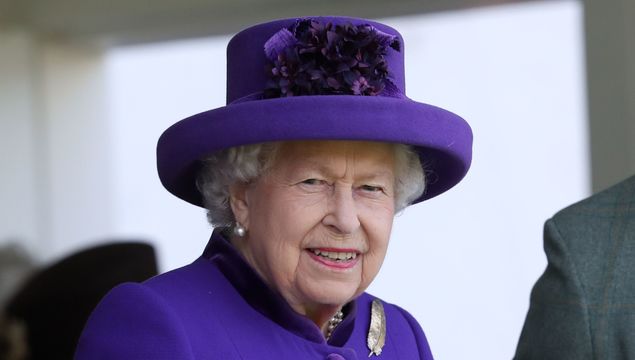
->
<box><xmin>157</xmin><ymin>16</ymin><xmax>473</xmax><ymax>207</ymax></box>
<box><xmin>262</xmin><ymin>19</ymin><xmax>401</xmax><ymax>98</ymax></box>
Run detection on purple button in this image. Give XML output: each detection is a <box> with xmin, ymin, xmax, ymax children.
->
<box><xmin>326</xmin><ymin>354</ymin><xmax>345</xmax><ymax>360</ymax></box>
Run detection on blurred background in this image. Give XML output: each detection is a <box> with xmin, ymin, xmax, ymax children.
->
<box><xmin>1</xmin><ymin>0</ymin><xmax>634</xmax><ymax>358</ymax></box>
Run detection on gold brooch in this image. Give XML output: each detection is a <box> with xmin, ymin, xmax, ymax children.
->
<box><xmin>367</xmin><ymin>298</ymin><xmax>386</xmax><ymax>357</ymax></box>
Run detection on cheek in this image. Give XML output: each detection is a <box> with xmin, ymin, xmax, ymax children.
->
<box><xmin>359</xmin><ymin>243</ymin><xmax>389</xmax><ymax>293</ymax></box>
<box><xmin>245</xmin><ymin>192</ymin><xmax>299</xmax><ymax>279</ymax></box>
<box><xmin>364</xmin><ymin>233</ymin><xmax>390</xmax><ymax>268</ymax></box>
<box><xmin>265</xmin><ymin>196</ymin><xmax>328</xmax><ymax>247</ymax></box>
<box><xmin>252</xmin><ymin>193</ymin><xmax>325</xmax><ymax>274</ymax></box>
<box><xmin>362</xmin><ymin>202</ymin><xmax>395</xmax><ymax>246</ymax></box>
<box><xmin>359</xmin><ymin>209</ymin><xmax>393</xmax><ymax>286</ymax></box>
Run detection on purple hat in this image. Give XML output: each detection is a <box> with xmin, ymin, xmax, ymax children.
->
<box><xmin>157</xmin><ymin>16</ymin><xmax>473</xmax><ymax>207</ymax></box>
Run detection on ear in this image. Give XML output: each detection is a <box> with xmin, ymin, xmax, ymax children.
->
<box><xmin>229</xmin><ymin>182</ymin><xmax>250</xmax><ymax>229</ymax></box>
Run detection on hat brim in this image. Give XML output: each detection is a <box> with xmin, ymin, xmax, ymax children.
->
<box><xmin>157</xmin><ymin>95</ymin><xmax>472</xmax><ymax>207</ymax></box>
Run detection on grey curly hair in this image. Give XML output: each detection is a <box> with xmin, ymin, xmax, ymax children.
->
<box><xmin>195</xmin><ymin>142</ymin><xmax>425</xmax><ymax>227</ymax></box>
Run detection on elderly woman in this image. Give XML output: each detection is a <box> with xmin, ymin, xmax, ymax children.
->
<box><xmin>76</xmin><ymin>16</ymin><xmax>472</xmax><ymax>359</ymax></box>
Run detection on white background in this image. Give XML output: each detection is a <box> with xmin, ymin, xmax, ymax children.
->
<box><xmin>102</xmin><ymin>1</ymin><xmax>587</xmax><ymax>358</ymax></box>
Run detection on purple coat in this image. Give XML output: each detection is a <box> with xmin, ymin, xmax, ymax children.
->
<box><xmin>76</xmin><ymin>231</ymin><xmax>434</xmax><ymax>359</ymax></box>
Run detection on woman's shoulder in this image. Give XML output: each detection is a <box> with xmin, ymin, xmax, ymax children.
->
<box><xmin>76</xmin><ymin>258</ymin><xmax>245</xmax><ymax>359</ymax></box>
<box><xmin>80</xmin><ymin>257</ymin><xmax>221</xmax><ymax>335</ymax></box>
<box><xmin>135</xmin><ymin>257</ymin><xmax>248</xmax><ymax>325</ymax></box>
<box><xmin>75</xmin><ymin>281</ymin><xmax>196</xmax><ymax>359</ymax></box>
<box><xmin>356</xmin><ymin>292</ymin><xmax>423</xmax><ymax>327</ymax></box>
<box><xmin>142</xmin><ymin>257</ymin><xmax>227</xmax><ymax>295</ymax></box>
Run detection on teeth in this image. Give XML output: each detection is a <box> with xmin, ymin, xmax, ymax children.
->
<box><xmin>311</xmin><ymin>249</ymin><xmax>357</xmax><ymax>261</ymax></box>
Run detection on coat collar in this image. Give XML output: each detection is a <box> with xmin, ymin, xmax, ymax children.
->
<box><xmin>202</xmin><ymin>228</ymin><xmax>356</xmax><ymax>346</ymax></box>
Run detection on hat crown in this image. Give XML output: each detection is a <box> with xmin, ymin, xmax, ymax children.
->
<box><xmin>157</xmin><ymin>16</ymin><xmax>472</xmax><ymax>207</ymax></box>
<box><xmin>226</xmin><ymin>16</ymin><xmax>406</xmax><ymax>104</ymax></box>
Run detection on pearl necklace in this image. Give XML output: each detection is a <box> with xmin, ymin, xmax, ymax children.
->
<box><xmin>325</xmin><ymin>310</ymin><xmax>344</xmax><ymax>340</ymax></box>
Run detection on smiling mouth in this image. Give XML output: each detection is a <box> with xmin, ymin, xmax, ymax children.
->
<box><xmin>309</xmin><ymin>248</ymin><xmax>358</xmax><ymax>261</ymax></box>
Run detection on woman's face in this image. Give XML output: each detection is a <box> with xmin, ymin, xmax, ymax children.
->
<box><xmin>230</xmin><ymin>140</ymin><xmax>396</xmax><ymax>315</ymax></box>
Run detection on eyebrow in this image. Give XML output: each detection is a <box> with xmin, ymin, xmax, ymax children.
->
<box><xmin>298</xmin><ymin>160</ymin><xmax>395</xmax><ymax>180</ymax></box>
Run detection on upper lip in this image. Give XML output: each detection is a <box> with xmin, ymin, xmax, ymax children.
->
<box><xmin>309</xmin><ymin>248</ymin><xmax>360</xmax><ymax>261</ymax></box>
<box><xmin>309</xmin><ymin>247</ymin><xmax>361</xmax><ymax>254</ymax></box>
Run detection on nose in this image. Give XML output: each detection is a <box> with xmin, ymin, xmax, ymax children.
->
<box><xmin>322</xmin><ymin>185</ymin><xmax>361</xmax><ymax>235</ymax></box>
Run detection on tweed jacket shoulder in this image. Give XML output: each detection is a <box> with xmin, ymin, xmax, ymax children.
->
<box><xmin>514</xmin><ymin>175</ymin><xmax>635</xmax><ymax>359</ymax></box>
<box><xmin>75</xmin><ymin>237</ymin><xmax>433</xmax><ymax>360</ymax></box>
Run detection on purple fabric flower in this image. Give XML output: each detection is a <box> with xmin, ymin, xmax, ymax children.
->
<box><xmin>263</xmin><ymin>19</ymin><xmax>401</xmax><ymax>99</ymax></box>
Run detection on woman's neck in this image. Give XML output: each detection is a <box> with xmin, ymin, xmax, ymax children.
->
<box><xmin>304</xmin><ymin>304</ymin><xmax>343</xmax><ymax>338</ymax></box>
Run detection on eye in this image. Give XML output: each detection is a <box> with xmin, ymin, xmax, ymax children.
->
<box><xmin>297</xmin><ymin>178</ymin><xmax>330</xmax><ymax>193</ymax></box>
<box><xmin>301</xmin><ymin>178</ymin><xmax>324</xmax><ymax>186</ymax></box>
<box><xmin>360</xmin><ymin>184</ymin><xmax>384</xmax><ymax>193</ymax></box>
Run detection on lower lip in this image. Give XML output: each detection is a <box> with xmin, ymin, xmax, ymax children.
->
<box><xmin>307</xmin><ymin>250</ymin><xmax>360</xmax><ymax>269</ymax></box>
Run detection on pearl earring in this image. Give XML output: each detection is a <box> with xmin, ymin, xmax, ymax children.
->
<box><xmin>233</xmin><ymin>222</ymin><xmax>247</xmax><ymax>237</ymax></box>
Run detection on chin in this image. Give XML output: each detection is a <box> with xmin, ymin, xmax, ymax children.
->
<box><xmin>302</xmin><ymin>281</ymin><xmax>361</xmax><ymax>306</ymax></box>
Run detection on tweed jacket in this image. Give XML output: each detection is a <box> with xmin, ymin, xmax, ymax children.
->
<box><xmin>514</xmin><ymin>175</ymin><xmax>635</xmax><ymax>359</ymax></box>
<box><xmin>76</xmin><ymin>230</ymin><xmax>433</xmax><ymax>359</ymax></box>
